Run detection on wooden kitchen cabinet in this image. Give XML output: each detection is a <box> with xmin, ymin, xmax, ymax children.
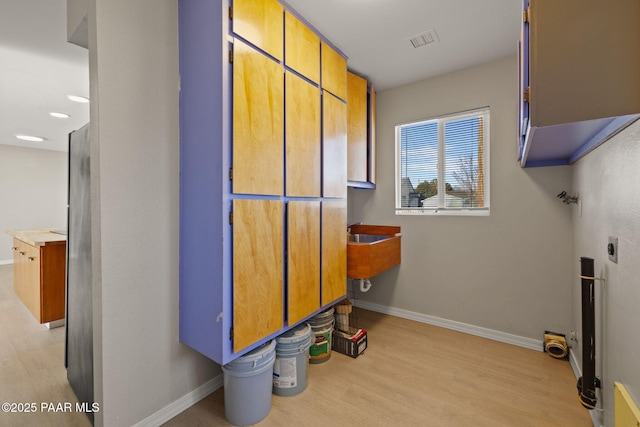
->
<box><xmin>11</xmin><ymin>234</ymin><xmax>66</xmax><ymax>323</ymax></box>
<box><xmin>232</xmin><ymin>39</ymin><xmax>284</xmax><ymax>196</ymax></box>
<box><xmin>323</xmin><ymin>91</ymin><xmax>348</xmax><ymax>198</ymax></box>
<box><xmin>347</xmin><ymin>71</ymin><xmax>377</xmax><ymax>187</ymax></box>
<box><xmin>518</xmin><ymin>0</ymin><xmax>640</xmax><ymax>167</ymax></box>
<box><xmin>286</xmin><ymin>71</ymin><xmax>321</xmax><ymax>197</ymax></box>
<box><xmin>284</xmin><ymin>11</ymin><xmax>320</xmax><ymax>84</ymax></box>
<box><xmin>347</xmin><ymin>71</ymin><xmax>368</xmax><ymax>183</ymax></box>
<box><xmin>179</xmin><ymin>0</ymin><xmax>347</xmax><ymax>365</ymax></box>
<box><xmin>321</xmin><ymin>41</ymin><xmax>347</xmax><ymax>101</ymax></box>
<box><xmin>232</xmin><ymin>0</ymin><xmax>283</xmax><ymax>61</ymax></box>
<box><xmin>287</xmin><ymin>201</ymin><xmax>321</xmax><ymax>325</ymax></box>
<box><xmin>321</xmin><ymin>201</ymin><xmax>347</xmax><ymax>306</ymax></box>
<box><xmin>369</xmin><ymin>84</ymin><xmax>376</xmax><ymax>184</ymax></box>
<box><xmin>232</xmin><ymin>199</ymin><xmax>283</xmax><ymax>352</ymax></box>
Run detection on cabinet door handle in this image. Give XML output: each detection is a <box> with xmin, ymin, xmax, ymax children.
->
<box><xmin>28</xmin><ymin>257</ymin><xmax>36</xmax><ymax>262</ymax></box>
<box><xmin>19</xmin><ymin>251</ymin><xmax>26</xmax><ymax>256</ymax></box>
<box><xmin>12</xmin><ymin>247</ymin><xmax>17</xmax><ymax>251</ymax></box>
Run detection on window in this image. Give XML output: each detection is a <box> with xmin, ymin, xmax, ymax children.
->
<box><xmin>395</xmin><ymin>107</ymin><xmax>490</xmax><ymax>216</ymax></box>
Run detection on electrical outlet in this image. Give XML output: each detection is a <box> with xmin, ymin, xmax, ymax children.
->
<box><xmin>608</xmin><ymin>236</ymin><xmax>618</xmax><ymax>263</ymax></box>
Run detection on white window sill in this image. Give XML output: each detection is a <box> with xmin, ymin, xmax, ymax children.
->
<box><xmin>395</xmin><ymin>209</ymin><xmax>490</xmax><ymax>217</ymax></box>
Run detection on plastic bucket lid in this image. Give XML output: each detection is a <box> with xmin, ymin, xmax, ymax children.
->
<box><xmin>311</xmin><ymin>325</ymin><xmax>332</xmax><ymax>335</ymax></box>
<box><xmin>314</xmin><ymin>307</ymin><xmax>335</xmax><ymax>319</ymax></box>
<box><xmin>276</xmin><ymin>336</ymin><xmax>312</xmax><ymax>355</ymax></box>
<box><xmin>223</xmin><ymin>340</ymin><xmax>276</xmax><ymax>373</ymax></box>
<box><xmin>307</xmin><ymin>308</ymin><xmax>335</xmax><ymax>326</ymax></box>
<box><xmin>276</xmin><ymin>323</ymin><xmax>312</xmax><ymax>346</ymax></box>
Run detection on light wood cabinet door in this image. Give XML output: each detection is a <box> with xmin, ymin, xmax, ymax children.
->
<box><xmin>232</xmin><ymin>199</ymin><xmax>283</xmax><ymax>352</ymax></box>
<box><xmin>286</xmin><ymin>72</ymin><xmax>321</xmax><ymax>197</ymax></box>
<box><xmin>13</xmin><ymin>239</ymin><xmax>42</xmax><ymax>322</ymax></box>
<box><xmin>369</xmin><ymin>84</ymin><xmax>377</xmax><ymax>184</ymax></box>
<box><xmin>287</xmin><ymin>201</ymin><xmax>320</xmax><ymax>325</ymax></box>
<box><xmin>285</xmin><ymin>11</ymin><xmax>320</xmax><ymax>83</ymax></box>
<box><xmin>321</xmin><ymin>42</ymin><xmax>347</xmax><ymax>101</ymax></box>
<box><xmin>322</xmin><ymin>92</ymin><xmax>347</xmax><ymax>198</ymax></box>
<box><xmin>321</xmin><ymin>200</ymin><xmax>347</xmax><ymax>306</ymax></box>
<box><xmin>347</xmin><ymin>71</ymin><xmax>368</xmax><ymax>182</ymax></box>
<box><xmin>23</xmin><ymin>243</ymin><xmax>41</xmax><ymax>321</ymax></box>
<box><xmin>12</xmin><ymin>239</ymin><xmax>27</xmax><ymax>309</ymax></box>
<box><xmin>233</xmin><ymin>40</ymin><xmax>284</xmax><ymax>196</ymax></box>
<box><xmin>233</xmin><ymin>0</ymin><xmax>283</xmax><ymax>61</ymax></box>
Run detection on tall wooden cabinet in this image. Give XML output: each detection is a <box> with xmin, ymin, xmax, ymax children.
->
<box><xmin>179</xmin><ymin>0</ymin><xmax>347</xmax><ymax>365</ymax></box>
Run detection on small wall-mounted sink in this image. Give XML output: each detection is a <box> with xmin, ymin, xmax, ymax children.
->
<box><xmin>348</xmin><ymin>234</ymin><xmax>389</xmax><ymax>243</ymax></box>
<box><xmin>347</xmin><ymin>225</ymin><xmax>401</xmax><ymax>279</ymax></box>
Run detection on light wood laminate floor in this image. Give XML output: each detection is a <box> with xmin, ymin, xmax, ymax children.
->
<box><xmin>0</xmin><ymin>264</ymin><xmax>593</xmax><ymax>426</ymax></box>
<box><xmin>0</xmin><ymin>265</ymin><xmax>90</xmax><ymax>427</ymax></box>
<box><xmin>165</xmin><ymin>307</ymin><xmax>593</xmax><ymax>426</ymax></box>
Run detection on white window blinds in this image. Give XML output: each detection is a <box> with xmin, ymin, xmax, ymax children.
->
<box><xmin>396</xmin><ymin>107</ymin><xmax>490</xmax><ymax>215</ymax></box>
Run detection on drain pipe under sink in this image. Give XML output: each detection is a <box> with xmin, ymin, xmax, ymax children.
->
<box><xmin>359</xmin><ymin>278</ymin><xmax>372</xmax><ymax>293</ymax></box>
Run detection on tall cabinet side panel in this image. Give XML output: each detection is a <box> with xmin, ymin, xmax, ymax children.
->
<box><xmin>178</xmin><ymin>0</ymin><xmax>227</xmax><ymax>363</ymax></box>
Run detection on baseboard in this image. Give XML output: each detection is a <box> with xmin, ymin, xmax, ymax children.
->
<box><xmin>132</xmin><ymin>373</ymin><xmax>223</xmax><ymax>427</ymax></box>
<box><xmin>0</xmin><ymin>259</ymin><xmax>13</xmax><ymax>266</ymax></box>
<box><xmin>46</xmin><ymin>319</ymin><xmax>65</xmax><ymax>329</ymax></box>
<box><xmin>569</xmin><ymin>347</ymin><xmax>581</xmax><ymax>379</ymax></box>
<box><xmin>355</xmin><ymin>300</ymin><xmax>543</xmax><ymax>352</ymax></box>
<box><xmin>568</xmin><ymin>349</ymin><xmax>603</xmax><ymax>427</ymax></box>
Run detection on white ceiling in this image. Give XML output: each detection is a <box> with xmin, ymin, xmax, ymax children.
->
<box><xmin>0</xmin><ymin>0</ymin><xmax>520</xmax><ymax>153</ymax></box>
<box><xmin>0</xmin><ymin>0</ymin><xmax>89</xmax><ymax>153</ymax></box>
<box><xmin>284</xmin><ymin>0</ymin><xmax>521</xmax><ymax>91</ymax></box>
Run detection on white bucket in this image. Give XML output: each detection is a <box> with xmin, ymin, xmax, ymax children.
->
<box><xmin>308</xmin><ymin>308</ymin><xmax>335</xmax><ymax>364</ymax></box>
<box><xmin>222</xmin><ymin>340</ymin><xmax>276</xmax><ymax>426</ymax></box>
<box><xmin>273</xmin><ymin>323</ymin><xmax>312</xmax><ymax>397</ymax></box>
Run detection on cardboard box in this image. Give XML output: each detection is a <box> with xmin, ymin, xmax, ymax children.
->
<box><xmin>332</xmin><ymin>327</ymin><xmax>367</xmax><ymax>358</ymax></box>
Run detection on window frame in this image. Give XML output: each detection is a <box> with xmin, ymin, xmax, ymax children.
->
<box><xmin>395</xmin><ymin>107</ymin><xmax>490</xmax><ymax>217</ymax></box>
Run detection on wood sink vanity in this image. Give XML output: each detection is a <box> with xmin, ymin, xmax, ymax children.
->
<box><xmin>347</xmin><ymin>224</ymin><xmax>401</xmax><ymax>279</ymax></box>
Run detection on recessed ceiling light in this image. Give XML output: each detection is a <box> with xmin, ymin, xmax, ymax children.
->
<box><xmin>50</xmin><ymin>112</ymin><xmax>71</xmax><ymax>118</ymax></box>
<box><xmin>15</xmin><ymin>134</ymin><xmax>45</xmax><ymax>142</ymax></box>
<box><xmin>67</xmin><ymin>95</ymin><xmax>89</xmax><ymax>103</ymax></box>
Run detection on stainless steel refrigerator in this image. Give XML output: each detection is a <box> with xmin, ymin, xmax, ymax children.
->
<box><xmin>65</xmin><ymin>123</ymin><xmax>94</xmax><ymax>424</ymax></box>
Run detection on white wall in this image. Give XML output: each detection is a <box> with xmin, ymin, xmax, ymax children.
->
<box><xmin>67</xmin><ymin>0</ymin><xmax>88</xmax><ymax>48</ymax></box>
<box><xmin>0</xmin><ymin>144</ymin><xmax>67</xmax><ymax>262</ymax></box>
<box><xmin>349</xmin><ymin>56</ymin><xmax>575</xmax><ymax>341</ymax></box>
<box><xmin>571</xmin><ymin>119</ymin><xmax>640</xmax><ymax>426</ymax></box>
<box><xmin>87</xmin><ymin>0</ymin><xmax>219</xmax><ymax>425</ymax></box>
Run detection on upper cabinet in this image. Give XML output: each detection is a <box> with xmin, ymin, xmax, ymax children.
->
<box><xmin>347</xmin><ymin>71</ymin><xmax>377</xmax><ymax>187</ymax></box>
<box><xmin>285</xmin><ymin>71</ymin><xmax>321</xmax><ymax>197</ymax></box>
<box><xmin>322</xmin><ymin>91</ymin><xmax>348</xmax><ymax>198</ymax></box>
<box><xmin>347</xmin><ymin>72</ymin><xmax>367</xmax><ymax>182</ymax></box>
<box><xmin>518</xmin><ymin>0</ymin><xmax>640</xmax><ymax>167</ymax></box>
<box><xmin>232</xmin><ymin>40</ymin><xmax>284</xmax><ymax>195</ymax></box>
<box><xmin>321</xmin><ymin>41</ymin><xmax>347</xmax><ymax>101</ymax></box>
<box><xmin>284</xmin><ymin>11</ymin><xmax>320</xmax><ymax>83</ymax></box>
<box><xmin>232</xmin><ymin>0</ymin><xmax>283</xmax><ymax>60</ymax></box>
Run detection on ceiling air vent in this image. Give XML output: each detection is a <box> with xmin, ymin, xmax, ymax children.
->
<box><xmin>408</xmin><ymin>29</ymin><xmax>439</xmax><ymax>48</ymax></box>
